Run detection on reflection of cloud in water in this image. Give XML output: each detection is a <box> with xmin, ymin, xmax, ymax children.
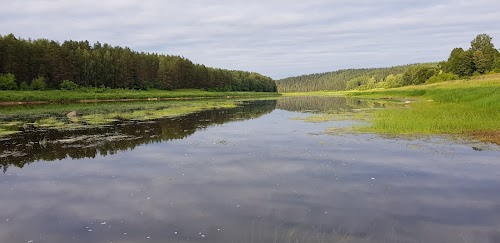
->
<box><xmin>1</xmin><ymin>108</ymin><xmax>500</xmax><ymax>242</ymax></box>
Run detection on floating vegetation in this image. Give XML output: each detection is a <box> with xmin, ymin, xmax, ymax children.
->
<box><xmin>81</xmin><ymin>114</ymin><xmax>119</xmax><ymax>125</ymax></box>
<box><xmin>80</xmin><ymin>102</ymin><xmax>237</xmax><ymax>125</ymax></box>
<box><xmin>290</xmin><ymin>111</ymin><xmax>373</xmax><ymax>123</ymax></box>
<box><xmin>0</xmin><ymin>128</ymin><xmax>19</xmax><ymax>136</ymax></box>
<box><xmin>34</xmin><ymin>117</ymin><xmax>66</xmax><ymax>128</ymax></box>
<box><xmin>0</xmin><ymin>100</ymin><xmax>240</xmax><ymax>136</ymax></box>
<box><xmin>0</xmin><ymin>121</ymin><xmax>22</xmax><ymax>136</ymax></box>
<box><xmin>325</xmin><ymin>126</ymin><xmax>359</xmax><ymax>135</ymax></box>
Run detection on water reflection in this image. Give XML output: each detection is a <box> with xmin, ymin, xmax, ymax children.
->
<box><xmin>276</xmin><ymin>96</ymin><xmax>392</xmax><ymax>113</ymax></box>
<box><xmin>0</xmin><ymin>97</ymin><xmax>499</xmax><ymax>243</ymax></box>
<box><xmin>0</xmin><ymin>100</ymin><xmax>276</xmax><ymax>172</ymax></box>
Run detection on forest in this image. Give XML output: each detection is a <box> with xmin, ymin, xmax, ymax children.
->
<box><xmin>275</xmin><ymin>64</ymin><xmax>433</xmax><ymax>92</ymax></box>
<box><xmin>277</xmin><ymin>34</ymin><xmax>500</xmax><ymax>93</ymax></box>
<box><xmin>0</xmin><ymin>34</ymin><xmax>277</xmax><ymax>92</ymax></box>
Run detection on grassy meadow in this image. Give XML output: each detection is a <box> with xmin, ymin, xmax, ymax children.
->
<box><xmin>287</xmin><ymin>74</ymin><xmax>500</xmax><ymax>144</ymax></box>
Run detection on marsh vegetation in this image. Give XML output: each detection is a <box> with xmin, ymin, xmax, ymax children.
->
<box><xmin>0</xmin><ymin>99</ymin><xmax>265</xmax><ymax>137</ymax></box>
<box><xmin>281</xmin><ymin>73</ymin><xmax>500</xmax><ymax>144</ymax></box>
<box><xmin>348</xmin><ymin>74</ymin><xmax>500</xmax><ymax>144</ymax></box>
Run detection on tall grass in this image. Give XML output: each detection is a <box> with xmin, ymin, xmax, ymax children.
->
<box><xmin>348</xmin><ymin>74</ymin><xmax>500</xmax><ymax>142</ymax></box>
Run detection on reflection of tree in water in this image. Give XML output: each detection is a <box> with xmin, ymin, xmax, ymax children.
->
<box><xmin>277</xmin><ymin>96</ymin><xmax>389</xmax><ymax>113</ymax></box>
<box><xmin>0</xmin><ymin>100</ymin><xmax>276</xmax><ymax>172</ymax></box>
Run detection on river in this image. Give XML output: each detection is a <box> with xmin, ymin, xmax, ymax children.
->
<box><xmin>1</xmin><ymin>97</ymin><xmax>499</xmax><ymax>242</ymax></box>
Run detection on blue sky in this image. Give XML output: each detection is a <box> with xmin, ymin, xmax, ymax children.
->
<box><xmin>1</xmin><ymin>0</ymin><xmax>500</xmax><ymax>79</ymax></box>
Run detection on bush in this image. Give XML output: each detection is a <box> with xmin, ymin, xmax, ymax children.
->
<box><xmin>345</xmin><ymin>76</ymin><xmax>370</xmax><ymax>90</ymax></box>
<box><xmin>426</xmin><ymin>72</ymin><xmax>459</xmax><ymax>84</ymax></box>
<box><xmin>0</xmin><ymin>73</ymin><xmax>18</xmax><ymax>90</ymax></box>
<box><xmin>376</xmin><ymin>82</ymin><xmax>387</xmax><ymax>88</ymax></box>
<box><xmin>19</xmin><ymin>81</ymin><xmax>29</xmax><ymax>90</ymax></box>
<box><xmin>385</xmin><ymin>74</ymin><xmax>404</xmax><ymax>88</ymax></box>
<box><xmin>60</xmin><ymin>80</ymin><xmax>79</xmax><ymax>90</ymax></box>
<box><xmin>493</xmin><ymin>60</ymin><xmax>500</xmax><ymax>73</ymax></box>
<box><xmin>30</xmin><ymin>76</ymin><xmax>47</xmax><ymax>90</ymax></box>
<box><xmin>402</xmin><ymin>65</ymin><xmax>438</xmax><ymax>85</ymax></box>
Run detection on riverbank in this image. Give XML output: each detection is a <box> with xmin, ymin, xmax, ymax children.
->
<box><xmin>286</xmin><ymin>74</ymin><xmax>500</xmax><ymax>144</ymax></box>
<box><xmin>0</xmin><ymin>89</ymin><xmax>280</xmax><ymax>104</ymax></box>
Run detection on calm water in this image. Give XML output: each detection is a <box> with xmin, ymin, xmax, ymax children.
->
<box><xmin>1</xmin><ymin>97</ymin><xmax>499</xmax><ymax>243</ymax></box>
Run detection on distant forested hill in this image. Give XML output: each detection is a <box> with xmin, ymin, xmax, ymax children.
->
<box><xmin>275</xmin><ymin>64</ymin><xmax>435</xmax><ymax>92</ymax></box>
<box><xmin>277</xmin><ymin>34</ymin><xmax>500</xmax><ymax>93</ymax></box>
<box><xmin>0</xmin><ymin>34</ymin><xmax>277</xmax><ymax>92</ymax></box>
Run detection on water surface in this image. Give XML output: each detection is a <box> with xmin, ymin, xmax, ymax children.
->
<box><xmin>1</xmin><ymin>97</ymin><xmax>499</xmax><ymax>243</ymax></box>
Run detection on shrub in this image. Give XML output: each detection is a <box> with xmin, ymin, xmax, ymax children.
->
<box><xmin>346</xmin><ymin>76</ymin><xmax>370</xmax><ymax>90</ymax></box>
<box><xmin>402</xmin><ymin>65</ymin><xmax>438</xmax><ymax>85</ymax></box>
<box><xmin>493</xmin><ymin>60</ymin><xmax>500</xmax><ymax>73</ymax></box>
<box><xmin>426</xmin><ymin>72</ymin><xmax>459</xmax><ymax>84</ymax></box>
<box><xmin>20</xmin><ymin>81</ymin><xmax>29</xmax><ymax>90</ymax></box>
<box><xmin>60</xmin><ymin>80</ymin><xmax>79</xmax><ymax>90</ymax></box>
<box><xmin>385</xmin><ymin>74</ymin><xmax>404</xmax><ymax>88</ymax></box>
<box><xmin>30</xmin><ymin>76</ymin><xmax>47</xmax><ymax>90</ymax></box>
<box><xmin>0</xmin><ymin>73</ymin><xmax>18</xmax><ymax>90</ymax></box>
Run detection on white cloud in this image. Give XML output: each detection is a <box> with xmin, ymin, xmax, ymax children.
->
<box><xmin>1</xmin><ymin>0</ymin><xmax>500</xmax><ymax>78</ymax></box>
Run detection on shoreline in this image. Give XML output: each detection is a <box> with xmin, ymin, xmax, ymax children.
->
<box><xmin>0</xmin><ymin>90</ymin><xmax>281</xmax><ymax>106</ymax></box>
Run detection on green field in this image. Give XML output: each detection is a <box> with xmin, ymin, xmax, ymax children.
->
<box><xmin>0</xmin><ymin>88</ymin><xmax>280</xmax><ymax>103</ymax></box>
<box><xmin>287</xmin><ymin>74</ymin><xmax>500</xmax><ymax>144</ymax></box>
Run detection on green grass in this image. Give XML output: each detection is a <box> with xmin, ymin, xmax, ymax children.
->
<box><xmin>0</xmin><ymin>99</ymin><xmax>242</xmax><ymax>135</ymax></box>
<box><xmin>0</xmin><ymin>129</ymin><xmax>18</xmax><ymax>136</ymax></box>
<box><xmin>291</xmin><ymin>112</ymin><xmax>372</xmax><ymax>123</ymax></box>
<box><xmin>0</xmin><ymin>121</ymin><xmax>22</xmax><ymax>136</ymax></box>
<box><xmin>34</xmin><ymin>117</ymin><xmax>67</xmax><ymax>128</ymax></box>
<box><xmin>347</xmin><ymin>74</ymin><xmax>500</xmax><ymax>143</ymax></box>
<box><xmin>80</xmin><ymin>101</ymin><xmax>237</xmax><ymax>125</ymax></box>
<box><xmin>0</xmin><ymin>99</ymin><xmax>242</xmax><ymax>119</ymax></box>
<box><xmin>287</xmin><ymin>74</ymin><xmax>500</xmax><ymax>144</ymax></box>
<box><xmin>0</xmin><ymin>88</ymin><xmax>280</xmax><ymax>102</ymax></box>
<box><xmin>290</xmin><ymin>114</ymin><xmax>338</xmax><ymax>123</ymax></box>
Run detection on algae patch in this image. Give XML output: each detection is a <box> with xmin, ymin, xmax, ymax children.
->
<box><xmin>0</xmin><ymin>121</ymin><xmax>22</xmax><ymax>136</ymax></box>
<box><xmin>34</xmin><ymin>117</ymin><xmax>66</xmax><ymax>128</ymax></box>
<box><xmin>0</xmin><ymin>100</ymin><xmax>240</xmax><ymax>136</ymax></box>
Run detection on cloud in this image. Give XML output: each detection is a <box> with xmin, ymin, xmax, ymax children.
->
<box><xmin>1</xmin><ymin>0</ymin><xmax>500</xmax><ymax>78</ymax></box>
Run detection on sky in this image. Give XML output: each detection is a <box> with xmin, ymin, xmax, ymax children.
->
<box><xmin>1</xmin><ymin>0</ymin><xmax>500</xmax><ymax>79</ymax></box>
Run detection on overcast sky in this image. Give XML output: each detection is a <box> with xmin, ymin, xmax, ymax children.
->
<box><xmin>1</xmin><ymin>0</ymin><xmax>500</xmax><ymax>79</ymax></box>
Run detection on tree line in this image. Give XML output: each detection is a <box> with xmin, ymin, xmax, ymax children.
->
<box><xmin>275</xmin><ymin>64</ymin><xmax>433</xmax><ymax>92</ymax></box>
<box><xmin>441</xmin><ymin>34</ymin><xmax>500</xmax><ymax>77</ymax></box>
<box><xmin>0</xmin><ymin>34</ymin><xmax>277</xmax><ymax>92</ymax></box>
<box><xmin>276</xmin><ymin>34</ymin><xmax>500</xmax><ymax>92</ymax></box>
